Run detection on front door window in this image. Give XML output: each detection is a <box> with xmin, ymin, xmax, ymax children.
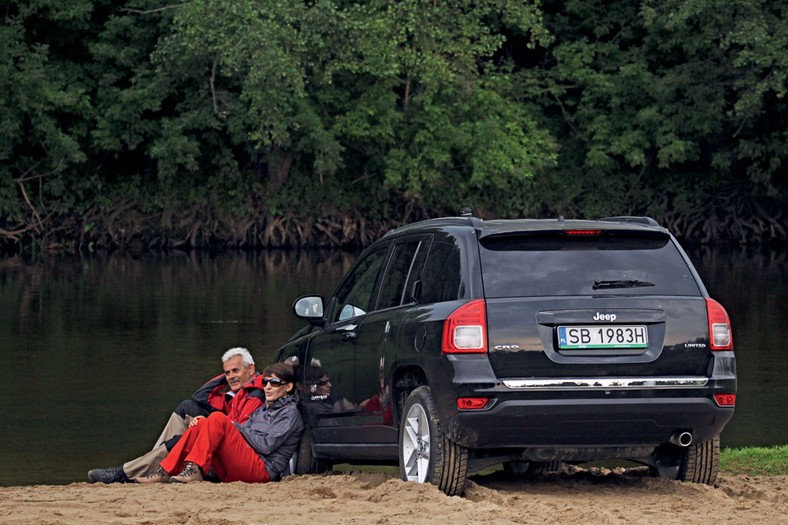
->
<box><xmin>333</xmin><ymin>246</ymin><xmax>388</xmax><ymax>322</ymax></box>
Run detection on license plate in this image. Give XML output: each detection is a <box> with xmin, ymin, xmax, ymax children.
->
<box><xmin>558</xmin><ymin>325</ymin><xmax>648</xmax><ymax>349</ymax></box>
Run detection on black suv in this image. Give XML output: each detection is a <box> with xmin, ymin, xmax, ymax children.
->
<box><xmin>276</xmin><ymin>214</ymin><xmax>736</xmax><ymax>495</ymax></box>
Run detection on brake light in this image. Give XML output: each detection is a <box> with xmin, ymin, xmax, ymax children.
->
<box><xmin>563</xmin><ymin>229</ymin><xmax>602</xmax><ymax>236</ymax></box>
<box><xmin>442</xmin><ymin>299</ymin><xmax>487</xmax><ymax>354</ymax></box>
<box><xmin>714</xmin><ymin>393</ymin><xmax>736</xmax><ymax>406</ymax></box>
<box><xmin>457</xmin><ymin>397</ymin><xmax>489</xmax><ymax>410</ymax></box>
<box><xmin>706</xmin><ymin>298</ymin><xmax>733</xmax><ymax>351</ymax></box>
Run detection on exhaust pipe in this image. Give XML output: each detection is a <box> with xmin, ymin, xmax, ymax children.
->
<box><xmin>670</xmin><ymin>431</ymin><xmax>693</xmax><ymax>447</ymax></box>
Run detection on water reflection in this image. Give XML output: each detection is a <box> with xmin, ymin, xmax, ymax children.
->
<box><xmin>0</xmin><ymin>246</ymin><xmax>784</xmax><ymax>486</ymax></box>
<box><xmin>687</xmin><ymin>245</ymin><xmax>788</xmax><ymax>448</ymax></box>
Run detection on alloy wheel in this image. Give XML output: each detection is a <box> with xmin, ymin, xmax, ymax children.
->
<box><xmin>402</xmin><ymin>403</ymin><xmax>431</xmax><ymax>482</ymax></box>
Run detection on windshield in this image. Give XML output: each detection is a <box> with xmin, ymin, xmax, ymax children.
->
<box><xmin>479</xmin><ymin>231</ymin><xmax>701</xmax><ymax>297</ymax></box>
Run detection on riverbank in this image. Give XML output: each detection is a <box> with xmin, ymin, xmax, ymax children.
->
<box><xmin>3</xmin><ymin>191</ymin><xmax>787</xmax><ymax>256</ymax></box>
<box><xmin>1</xmin><ymin>467</ymin><xmax>785</xmax><ymax>525</ymax></box>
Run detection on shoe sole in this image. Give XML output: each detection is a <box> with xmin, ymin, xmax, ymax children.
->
<box><xmin>136</xmin><ymin>478</ymin><xmax>169</xmax><ymax>483</ymax></box>
<box><xmin>169</xmin><ymin>476</ymin><xmax>202</xmax><ymax>483</ymax></box>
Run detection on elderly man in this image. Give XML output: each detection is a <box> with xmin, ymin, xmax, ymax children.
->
<box><xmin>87</xmin><ymin>347</ymin><xmax>263</xmax><ymax>484</ymax></box>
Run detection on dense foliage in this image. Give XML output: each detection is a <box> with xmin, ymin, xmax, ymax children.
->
<box><xmin>2</xmin><ymin>0</ymin><xmax>786</xmax><ymax>252</ymax></box>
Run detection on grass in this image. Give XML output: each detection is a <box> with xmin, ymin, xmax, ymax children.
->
<box><xmin>719</xmin><ymin>445</ymin><xmax>788</xmax><ymax>476</ymax></box>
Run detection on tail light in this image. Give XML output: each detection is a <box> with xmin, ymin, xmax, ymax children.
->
<box><xmin>442</xmin><ymin>299</ymin><xmax>487</xmax><ymax>354</ymax></box>
<box><xmin>563</xmin><ymin>229</ymin><xmax>602</xmax><ymax>236</ymax></box>
<box><xmin>457</xmin><ymin>397</ymin><xmax>489</xmax><ymax>410</ymax></box>
<box><xmin>706</xmin><ymin>298</ymin><xmax>733</xmax><ymax>351</ymax></box>
<box><xmin>714</xmin><ymin>393</ymin><xmax>736</xmax><ymax>407</ymax></box>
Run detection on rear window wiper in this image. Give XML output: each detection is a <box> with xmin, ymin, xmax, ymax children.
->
<box><xmin>592</xmin><ymin>279</ymin><xmax>655</xmax><ymax>290</ymax></box>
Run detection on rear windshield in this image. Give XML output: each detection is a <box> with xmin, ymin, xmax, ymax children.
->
<box><xmin>479</xmin><ymin>232</ymin><xmax>701</xmax><ymax>297</ymax></box>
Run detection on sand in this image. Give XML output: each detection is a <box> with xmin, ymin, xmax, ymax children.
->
<box><xmin>0</xmin><ymin>467</ymin><xmax>785</xmax><ymax>524</ymax></box>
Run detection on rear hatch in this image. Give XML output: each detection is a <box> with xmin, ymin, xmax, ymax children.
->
<box><xmin>479</xmin><ymin>225</ymin><xmax>711</xmax><ymax>378</ymax></box>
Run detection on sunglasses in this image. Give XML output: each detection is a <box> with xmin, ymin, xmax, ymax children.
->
<box><xmin>262</xmin><ymin>377</ymin><xmax>288</xmax><ymax>387</ymax></box>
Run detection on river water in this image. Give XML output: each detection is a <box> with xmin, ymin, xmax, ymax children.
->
<box><xmin>0</xmin><ymin>246</ymin><xmax>785</xmax><ymax>486</ymax></box>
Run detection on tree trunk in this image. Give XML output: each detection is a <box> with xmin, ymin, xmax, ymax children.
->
<box><xmin>267</xmin><ymin>153</ymin><xmax>293</xmax><ymax>195</ymax></box>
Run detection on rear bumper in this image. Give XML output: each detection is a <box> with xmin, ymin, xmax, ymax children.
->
<box><xmin>437</xmin><ymin>352</ymin><xmax>737</xmax><ymax>451</ymax></box>
<box><xmin>444</xmin><ymin>396</ymin><xmax>734</xmax><ymax>449</ymax></box>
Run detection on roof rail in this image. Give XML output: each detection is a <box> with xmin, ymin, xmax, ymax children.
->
<box><xmin>381</xmin><ymin>214</ymin><xmax>484</xmax><ymax>238</ymax></box>
<box><xmin>598</xmin><ymin>216</ymin><xmax>660</xmax><ymax>227</ymax></box>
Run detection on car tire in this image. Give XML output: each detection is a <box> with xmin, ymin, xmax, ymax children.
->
<box><xmin>295</xmin><ymin>429</ymin><xmax>332</xmax><ymax>475</ymax></box>
<box><xmin>677</xmin><ymin>435</ymin><xmax>720</xmax><ymax>485</ymax></box>
<box><xmin>399</xmin><ymin>386</ymin><xmax>468</xmax><ymax>496</ymax></box>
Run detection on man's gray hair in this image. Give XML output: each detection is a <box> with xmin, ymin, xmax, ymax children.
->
<box><xmin>222</xmin><ymin>347</ymin><xmax>255</xmax><ymax>367</ymax></box>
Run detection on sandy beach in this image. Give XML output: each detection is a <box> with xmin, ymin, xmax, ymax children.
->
<box><xmin>0</xmin><ymin>467</ymin><xmax>784</xmax><ymax>525</ymax></box>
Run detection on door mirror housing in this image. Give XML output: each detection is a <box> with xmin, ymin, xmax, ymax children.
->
<box><xmin>293</xmin><ymin>295</ymin><xmax>325</xmax><ymax>326</ymax></box>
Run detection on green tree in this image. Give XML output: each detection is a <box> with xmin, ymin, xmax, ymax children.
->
<box><xmin>1</xmin><ymin>1</ymin><xmax>100</xmax><ymax>236</ymax></box>
<box><xmin>530</xmin><ymin>0</ymin><xmax>787</xmax><ymax>227</ymax></box>
<box><xmin>148</xmin><ymin>0</ymin><xmax>556</xmax><ymax>218</ymax></box>
<box><xmin>2</xmin><ymin>1</ymin><xmax>786</xmax><ymax>250</ymax></box>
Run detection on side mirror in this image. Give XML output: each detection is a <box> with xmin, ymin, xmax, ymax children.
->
<box><xmin>293</xmin><ymin>295</ymin><xmax>325</xmax><ymax>322</ymax></box>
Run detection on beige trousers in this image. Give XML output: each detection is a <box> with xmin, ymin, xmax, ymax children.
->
<box><xmin>122</xmin><ymin>413</ymin><xmax>191</xmax><ymax>478</ymax></box>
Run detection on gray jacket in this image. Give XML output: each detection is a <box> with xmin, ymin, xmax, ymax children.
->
<box><xmin>235</xmin><ymin>394</ymin><xmax>303</xmax><ymax>480</ymax></box>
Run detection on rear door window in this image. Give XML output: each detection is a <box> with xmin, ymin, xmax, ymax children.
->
<box><xmin>421</xmin><ymin>240</ymin><xmax>464</xmax><ymax>303</ymax></box>
<box><xmin>377</xmin><ymin>237</ymin><xmax>429</xmax><ymax>309</ymax></box>
<box><xmin>479</xmin><ymin>232</ymin><xmax>701</xmax><ymax>297</ymax></box>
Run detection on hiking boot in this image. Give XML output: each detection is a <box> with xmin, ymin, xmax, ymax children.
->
<box><xmin>135</xmin><ymin>466</ymin><xmax>170</xmax><ymax>484</ymax></box>
<box><xmin>170</xmin><ymin>462</ymin><xmax>203</xmax><ymax>483</ymax></box>
<box><xmin>87</xmin><ymin>466</ymin><xmax>130</xmax><ymax>484</ymax></box>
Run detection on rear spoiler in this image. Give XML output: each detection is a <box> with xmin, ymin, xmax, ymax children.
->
<box><xmin>598</xmin><ymin>216</ymin><xmax>660</xmax><ymax>227</ymax></box>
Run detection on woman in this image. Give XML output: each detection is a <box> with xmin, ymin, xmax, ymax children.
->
<box><xmin>137</xmin><ymin>362</ymin><xmax>303</xmax><ymax>483</ymax></box>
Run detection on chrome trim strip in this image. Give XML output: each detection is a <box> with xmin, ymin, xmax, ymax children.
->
<box><xmin>502</xmin><ymin>377</ymin><xmax>709</xmax><ymax>391</ymax></box>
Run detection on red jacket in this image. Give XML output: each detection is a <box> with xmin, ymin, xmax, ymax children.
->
<box><xmin>192</xmin><ymin>373</ymin><xmax>265</xmax><ymax>423</ymax></box>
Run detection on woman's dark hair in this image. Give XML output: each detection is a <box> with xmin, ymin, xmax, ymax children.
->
<box><xmin>263</xmin><ymin>362</ymin><xmax>297</xmax><ymax>395</ymax></box>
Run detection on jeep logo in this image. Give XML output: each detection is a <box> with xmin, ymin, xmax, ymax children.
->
<box><xmin>593</xmin><ymin>312</ymin><xmax>617</xmax><ymax>321</ymax></box>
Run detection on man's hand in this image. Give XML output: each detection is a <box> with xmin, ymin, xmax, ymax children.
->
<box><xmin>189</xmin><ymin>415</ymin><xmax>206</xmax><ymax>427</ymax></box>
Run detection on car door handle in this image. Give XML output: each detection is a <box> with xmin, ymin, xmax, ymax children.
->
<box><xmin>336</xmin><ymin>324</ymin><xmax>357</xmax><ymax>341</ymax></box>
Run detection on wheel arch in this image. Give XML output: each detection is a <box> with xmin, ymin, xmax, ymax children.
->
<box><xmin>390</xmin><ymin>365</ymin><xmax>429</xmax><ymax>427</ymax></box>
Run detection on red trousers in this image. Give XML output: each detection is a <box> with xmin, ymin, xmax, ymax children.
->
<box><xmin>160</xmin><ymin>411</ymin><xmax>271</xmax><ymax>483</ymax></box>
